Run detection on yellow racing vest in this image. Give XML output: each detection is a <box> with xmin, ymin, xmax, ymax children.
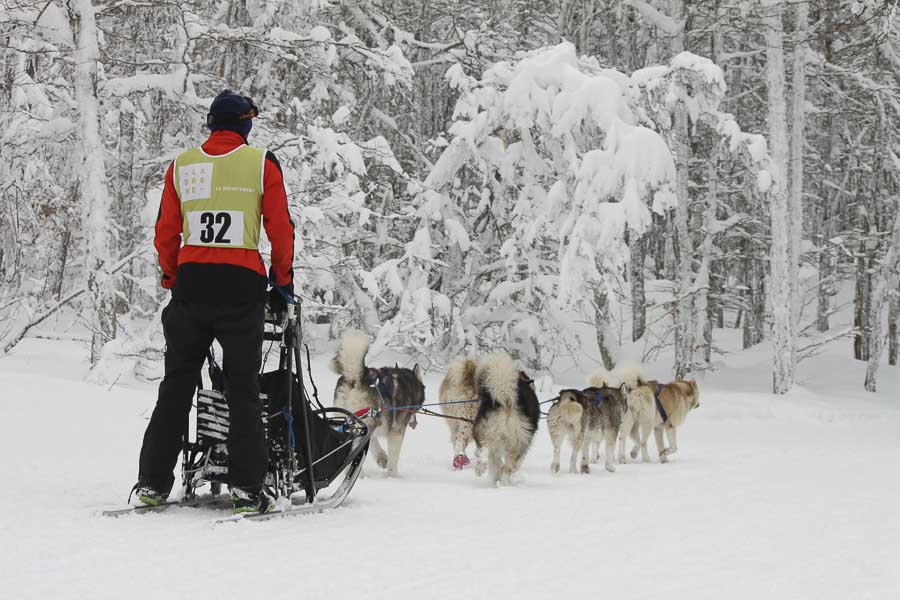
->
<box><xmin>174</xmin><ymin>145</ymin><xmax>266</xmax><ymax>249</ymax></box>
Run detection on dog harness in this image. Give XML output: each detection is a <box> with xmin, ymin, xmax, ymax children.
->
<box><xmin>654</xmin><ymin>383</ymin><xmax>669</xmax><ymax>425</ymax></box>
<box><xmin>592</xmin><ymin>391</ymin><xmax>604</xmax><ymax>407</ymax></box>
<box><xmin>370</xmin><ymin>371</ymin><xmax>418</xmax><ymax>429</ymax></box>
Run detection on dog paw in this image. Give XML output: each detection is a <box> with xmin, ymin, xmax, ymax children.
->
<box><xmin>376</xmin><ymin>455</ymin><xmax>388</xmax><ymax>469</ymax></box>
<box><xmin>550</xmin><ymin>462</ymin><xmax>559</xmax><ymax>473</ymax></box>
<box><xmin>659</xmin><ymin>455</ymin><xmax>669</xmax><ymax>464</ymax></box>
<box><xmin>605</xmin><ymin>463</ymin><xmax>616</xmax><ymax>473</ymax></box>
<box><xmin>581</xmin><ymin>464</ymin><xmax>590</xmax><ymax>474</ymax></box>
<box><xmin>475</xmin><ymin>462</ymin><xmax>487</xmax><ymax>477</ymax></box>
<box><xmin>630</xmin><ymin>448</ymin><xmax>639</xmax><ymax>460</ymax></box>
<box><xmin>617</xmin><ymin>454</ymin><xmax>627</xmax><ymax>464</ymax></box>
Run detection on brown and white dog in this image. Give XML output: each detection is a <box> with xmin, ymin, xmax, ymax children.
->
<box><xmin>330</xmin><ymin>330</ymin><xmax>425</xmax><ymax>476</ymax></box>
<box><xmin>438</xmin><ymin>356</ymin><xmax>480</xmax><ymax>470</ymax></box>
<box><xmin>625</xmin><ymin>370</ymin><xmax>700</xmax><ymax>463</ymax></box>
<box><xmin>472</xmin><ymin>353</ymin><xmax>540</xmax><ymax>485</ymax></box>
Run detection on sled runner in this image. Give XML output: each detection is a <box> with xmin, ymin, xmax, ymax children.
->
<box><xmin>104</xmin><ymin>295</ymin><xmax>370</xmax><ymax>520</ymax></box>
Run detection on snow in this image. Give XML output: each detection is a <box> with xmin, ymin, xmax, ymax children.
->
<box><xmin>103</xmin><ymin>70</ymin><xmax>189</xmax><ymax>99</ymax></box>
<box><xmin>626</xmin><ymin>0</ymin><xmax>685</xmax><ymax>36</ymax></box>
<box><xmin>331</xmin><ymin>105</ymin><xmax>351</xmax><ymax>124</ymax></box>
<box><xmin>442</xmin><ymin>218</ymin><xmax>471</xmax><ymax>251</ymax></box>
<box><xmin>309</xmin><ymin>25</ymin><xmax>331</xmax><ymax>42</ymax></box>
<box><xmin>2</xmin><ymin>338</ymin><xmax>899</xmax><ymax>599</ymax></box>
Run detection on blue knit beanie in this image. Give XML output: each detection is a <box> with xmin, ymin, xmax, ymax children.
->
<box><xmin>207</xmin><ymin>89</ymin><xmax>256</xmax><ymax>138</ymax></box>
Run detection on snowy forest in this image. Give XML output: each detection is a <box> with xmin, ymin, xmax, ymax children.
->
<box><xmin>2</xmin><ymin>0</ymin><xmax>898</xmax><ymax>394</ymax></box>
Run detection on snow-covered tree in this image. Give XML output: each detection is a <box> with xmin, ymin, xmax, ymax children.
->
<box><xmin>373</xmin><ymin>42</ymin><xmax>676</xmax><ymax>369</ymax></box>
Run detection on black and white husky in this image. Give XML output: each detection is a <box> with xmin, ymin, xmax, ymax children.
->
<box><xmin>330</xmin><ymin>330</ymin><xmax>425</xmax><ymax>476</ymax></box>
<box><xmin>472</xmin><ymin>353</ymin><xmax>540</xmax><ymax>484</ymax></box>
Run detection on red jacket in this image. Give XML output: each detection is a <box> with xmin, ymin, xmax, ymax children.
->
<box><xmin>154</xmin><ymin>130</ymin><xmax>295</xmax><ymax>290</ymax></box>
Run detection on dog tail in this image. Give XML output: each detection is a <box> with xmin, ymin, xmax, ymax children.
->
<box><xmin>330</xmin><ymin>329</ymin><xmax>369</xmax><ymax>384</ymax></box>
<box><xmin>443</xmin><ymin>356</ymin><xmax>478</xmax><ymax>393</ymax></box>
<box><xmin>690</xmin><ymin>379</ymin><xmax>700</xmax><ymax>406</ymax></box>
<box><xmin>476</xmin><ymin>352</ymin><xmax>518</xmax><ymax>408</ymax></box>
<box><xmin>628</xmin><ymin>385</ymin><xmax>654</xmax><ymax>411</ymax></box>
<box><xmin>559</xmin><ymin>391</ymin><xmax>584</xmax><ymax>426</ymax></box>
<box><xmin>613</xmin><ymin>361</ymin><xmax>644</xmax><ymax>389</ymax></box>
<box><xmin>587</xmin><ymin>368</ymin><xmax>609</xmax><ymax>388</ymax></box>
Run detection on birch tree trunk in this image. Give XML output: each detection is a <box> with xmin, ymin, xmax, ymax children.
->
<box><xmin>630</xmin><ymin>233</ymin><xmax>646</xmax><ymax>341</ymax></box>
<box><xmin>789</xmin><ymin>0</ymin><xmax>808</xmax><ymax>330</ymax></box>
<box><xmin>763</xmin><ymin>0</ymin><xmax>796</xmax><ymax>393</ymax></box>
<box><xmin>73</xmin><ymin>0</ymin><xmax>116</xmax><ymax>364</ymax></box>
<box><xmin>593</xmin><ymin>286</ymin><xmax>616</xmax><ymax>371</ymax></box>
<box><xmin>671</xmin><ymin>101</ymin><xmax>693</xmax><ymax>379</ymax></box>
<box><xmin>864</xmin><ymin>200</ymin><xmax>900</xmax><ymax>391</ymax></box>
<box><xmin>853</xmin><ymin>204</ymin><xmax>872</xmax><ymax>361</ymax></box>
<box><xmin>668</xmin><ymin>0</ymin><xmax>693</xmax><ymax>379</ymax></box>
<box><xmin>889</xmin><ymin>284</ymin><xmax>898</xmax><ymax>367</ymax></box>
<box><xmin>816</xmin><ymin>0</ymin><xmax>836</xmax><ymax>333</ymax></box>
<box><xmin>696</xmin><ymin>159</ymin><xmax>719</xmax><ymax>367</ymax></box>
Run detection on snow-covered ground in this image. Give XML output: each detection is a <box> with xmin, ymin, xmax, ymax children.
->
<box><xmin>1</xmin><ymin>337</ymin><xmax>899</xmax><ymax>600</ymax></box>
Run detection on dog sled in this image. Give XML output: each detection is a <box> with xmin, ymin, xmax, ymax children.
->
<box><xmin>105</xmin><ymin>295</ymin><xmax>371</xmax><ymax>522</ymax></box>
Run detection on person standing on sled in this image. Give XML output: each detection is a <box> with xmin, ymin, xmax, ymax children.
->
<box><xmin>132</xmin><ymin>90</ymin><xmax>295</xmax><ymax>514</ymax></box>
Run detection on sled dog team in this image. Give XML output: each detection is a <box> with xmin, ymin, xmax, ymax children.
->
<box><xmin>330</xmin><ymin>330</ymin><xmax>700</xmax><ymax>484</ymax></box>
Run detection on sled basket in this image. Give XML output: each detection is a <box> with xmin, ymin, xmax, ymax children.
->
<box><xmin>261</xmin><ymin>368</ymin><xmax>364</xmax><ymax>489</ymax></box>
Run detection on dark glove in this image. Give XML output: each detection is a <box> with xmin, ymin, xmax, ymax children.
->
<box><xmin>267</xmin><ymin>267</ymin><xmax>294</xmax><ymax>315</ymax></box>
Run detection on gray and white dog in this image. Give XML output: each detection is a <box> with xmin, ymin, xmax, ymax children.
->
<box><xmin>331</xmin><ymin>330</ymin><xmax>425</xmax><ymax>476</ymax></box>
<box><xmin>584</xmin><ymin>370</ymin><xmax>630</xmax><ymax>468</ymax></box>
<box><xmin>550</xmin><ymin>369</ymin><xmax>629</xmax><ymax>474</ymax></box>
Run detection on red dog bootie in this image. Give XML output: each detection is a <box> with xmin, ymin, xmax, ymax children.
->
<box><xmin>452</xmin><ymin>454</ymin><xmax>470</xmax><ymax>470</ymax></box>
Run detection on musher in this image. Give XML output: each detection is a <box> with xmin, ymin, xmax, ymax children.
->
<box><xmin>131</xmin><ymin>90</ymin><xmax>295</xmax><ymax>513</ymax></box>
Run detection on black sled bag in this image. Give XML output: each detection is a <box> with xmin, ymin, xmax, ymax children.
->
<box><xmin>260</xmin><ymin>369</ymin><xmax>353</xmax><ymax>487</ymax></box>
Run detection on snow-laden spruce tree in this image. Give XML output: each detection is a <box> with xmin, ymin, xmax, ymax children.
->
<box><xmin>368</xmin><ymin>42</ymin><xmax>677</xmax><ymax>369</ymax></box>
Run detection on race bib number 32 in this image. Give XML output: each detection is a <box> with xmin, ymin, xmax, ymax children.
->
<box><xmin>186</xmin><ymin>210</ymin><xmax>245</xmax><ymax>247</ymax></box>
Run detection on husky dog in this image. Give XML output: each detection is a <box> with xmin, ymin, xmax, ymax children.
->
<box><xmin>438</xmin><ymin>356</ymin><xmax>480</xmax><ymax>470</ymax></box>
<box><xmin>569</xmin><ymin>373</ymin><xmax>629</xmax><ymax>473</ymax></box>
<box><xmin>585</xmin><ymin>369</ymin><xmax>609</xmax><ymax>464</ymax></box>
<box><xmin>628</xmin><ymin>374</ymin><xmax>700</xmax><ymax>463</ymax></box>
<box><xmin>613</xmin><ymin>364</ymin><xmax>657</xmax><ymax>464</ymax></box>
<box><xmin>472</xmin><ymin>353</ymin><xmax>540</xmax><ymax>484</ymax></box>
<box><xmin>330</xmin><ymin>330</ymin><xmax>425</xmax><ymax>476</ymax></box>
<box><xmin>547</xmin><ymin>389</ymin><xmax>602</xmax><ymax>474</ymax></box>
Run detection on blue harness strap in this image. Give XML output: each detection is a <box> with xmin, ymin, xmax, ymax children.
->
<box><xmin>371</xmin><ymin>377</ymin><xmax>388</xmax><ymax>410</ymax></box>
<box><xmin>654</xmin><ymin>383</ymin><xmax>668</xmax><ymax>424</ymax></box>
<box><xmin>593</xmin><ymin>391</ymin><xmax>604</xmax><ymax>407</ymax></box>
<box><xmin>280</xmin><ymin>406</ymin><xmax>296</xmax><ymax>449</ymax></box>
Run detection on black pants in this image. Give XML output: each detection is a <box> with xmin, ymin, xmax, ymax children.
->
<box><xmin>138</xmin><ymin>300</ymin><xmax>266</xmax><ymax>494</ymax></box>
